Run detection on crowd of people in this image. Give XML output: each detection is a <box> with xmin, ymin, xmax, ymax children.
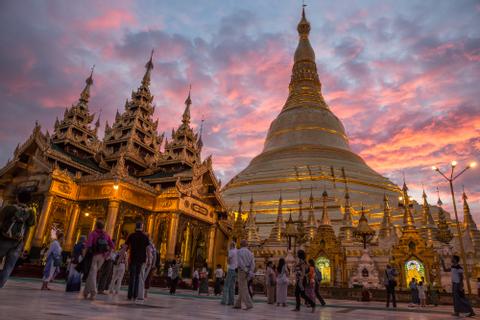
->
<box><xmin>0</xmin><ymin>190</ymin><xmax>477</xmax><ymax>317</ymax></box>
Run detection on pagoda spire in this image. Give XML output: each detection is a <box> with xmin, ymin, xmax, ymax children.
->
<box><xmin>320</xmin><ymin>189</ymin><xmax>330</xmax><ymax>225</ymax></box>
<box><xmin>245</xmin><ymin>195</ymin><xmax>261</xmax><ymax>247</ymax></box>
<box><xmin>79</xmin><ymin>65</ymin><xmax>94</xmax><ymax>106</ymax></box>
<box><xmin>296</xmin><ymin>190</ymin><xmax>306</xmax><ymax>241</ymax></box>
<box><xmin>182</xmin><ymin>85</ymin><xmax>192</xmax><ymax>125</ymax></box>
<box><xmin>435</xmin><ymin>189</ymin><xmax>453</xmax><ymax>244</ymax></box>
<box><xmin>306</xmin><ymin>187</ymin><xmax>317</xmax><ymax>241</ymax></box>
<box><xmin>463</xmin><ymin>189</ymin><xmax>477</xmax><ymax>231</ymax></box>
<box><xmin>462</xmin><ymin>188</ymin><xmax>480</xmax><ymax>252</ymax></box>
<box><xmin>401</xmin><ymin>180</ymin><xmax>415</xmax><ymax>230</ymax></box>
<box><xmin>379</xmin><ymin>194</ymin><xmax>396</xmax><ymax>240</ymax></box>
<box><xmin>232</xmin><ymin>198</ymin><xmax>245</xmax><ymax>241</ymax></box>
<box><xmin>339</xmin><ymin>170</ymin><xmax>354</xmax><ymax>241</ymax></box>
<box><xmin>141</xmin><ymin>49</ymin><xmax>154</xmax><ymax>88</ymax></box>
<box><xmin>268</xmin><ymin>193</ymin><xmax>286</xmax><ymax>244</ymax></box>
<box><xmin>420</xmin><ymin>189</ymin><xmax>437</xmax><ymax>245</ymax></box>
<box><xmin>282</xmin><ymin>5</ymin><xmax>327</xmax><ymax>112</ymax></box>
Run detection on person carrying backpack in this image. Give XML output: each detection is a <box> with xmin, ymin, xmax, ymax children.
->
<box><xmin>0</xmin><ymin>190</ymin><xmax>36</xmax><ymax>288</ymax></box>
<box><xmin>83</xmin><ymin>220</ymin><xmax>114</xmax><ymax>300</ymax></box>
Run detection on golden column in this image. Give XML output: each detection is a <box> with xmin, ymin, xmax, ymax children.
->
<box><xmin>146</xmin><ymin>214</ymin><xmax>155</xmax><ymax>237</ymax></box>
<box><xmin>32</xmin><ymin>194</ymin><xmax>54</xmax><ymax>248</ymax></box>
<box><xmin>166</xmin><ymin>212</ymin><xmax>179</xmax><ymax>260</ymax></box>
<box><xmin>105</xmin><ymin>200</ymin><xmax>120</xmax><ymax>236</ymax></box>
<box><xmin>64</xmin><ymin>204</ymin><xmax>80</xmax><ymax>251</ymax></box>
<box><xmin>207</xmin><ymin>225</ymin><xmax>216</xmax><ymax>269</ymax></box>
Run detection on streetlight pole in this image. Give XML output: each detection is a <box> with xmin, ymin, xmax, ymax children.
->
<box><xmin>432</xmin><ymin>161</ymin><xmax>476</xmax><ymax>295</ymax></box>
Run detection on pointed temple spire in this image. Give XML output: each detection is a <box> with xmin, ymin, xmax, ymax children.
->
<box><xmin>339</xmin><ymin>169</ymin><xmax>354</xmax><ymax>241</ymax></box>
<box><xmin>296</xmin><ymin>190</ymin><xmax>306</xmax><ymax>241</ymax></box>
<box><xmin>232</xmin><ymin>198</ymin><xmax>245</xmax><ymax>241</ymax></box>
<box><xmin>197</xmin><ymin>117</ymin><xmax>204</xmax><ymax>149</ymax></box>
<box><xmin>79</xmin><ymin>65</ymin><xmax>94</xmax><ymax>106</ymax></box>
<box><xmin>379</xmin><ymin>194</ymin><xmax>396</xmax><ymax>241</ymax></box>
<box><xmin>401</xmin><ymin>181</ymin><xmax>415</xmax><ymax>230</ymax></box>
<box><xmin>141</xmin><ymin>49</ymin><xmax>154</xmax><ymax>88</ymax></box>
<box><xmin>245</xmin><ymin>195</ymin><xmax>261</xmax><ymax>247</ymax></box>
<box><xmin>420</xmin><ymin>189</ymin><xmax>437</xmax><ymax>245</ymax></box>
<box><xmin>268</xmin><ymin>193</ymin><xmax>286</xmax><ymax>244</ymax></box>
<box><xmin>306</xmin><ymin>187</ymin><xmax>317</xmax><ymax>241</ymax></box>
<box><xmin>320</xmin><ymin>189</ymin><xmax>330</xmax><ymax>225</ymax></box>
<box><xmin>463</xmin><ymin>188</ymin><xmax>477</xmax><ymax>231</ymax></box>
<box><xmin>435</xmin><ymin>189</ymin><xmax>454</xmax><ymax>244</ymax></box>
<box><xmin>182</xmin><ymin>85</ymin><xmax>192</xmax><ymax>125</ymax></box>
<box><xmin>282</xmin><ymin>6</ymin><xmax>327</xmax><ymax>112</ymax></box>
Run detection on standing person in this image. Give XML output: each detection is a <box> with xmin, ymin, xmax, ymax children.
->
<box><xmin>137</xmin><ymin>240</ymin><xmax>154</xmax><ymax>300</ymax></box>
<box><xmin>221</xmin><ymin>241</ymin><xmax>238</xmax><ymax>305</ymax></box>
<box><xmin>409</xmin><ymin>278</ymin><xmax>419</xmax><ymax>307</ymax></box>
<box><xmin>144</xmin><ymin>242</ymin><xmax>158</xmax><ymax>298</ymax></box>
<box><xmin>66</xmin><ymin>236</ymin><xmax>86</xmax><ymax>292</ymax></box>
<box><xmin>83</xmin><ymin>220</ymin><xmax>114</xmax><ymax>300</ymax></box>
<box><xmin>233</xmin><ymin>239</ymin><xmax>255</xmax><ymax>310</ymax></box>
<box><xmin>109</xmin><ymin>248</ymin><xmax>127</xmax><ymax>295</ymax></box>
<box><xmin>41</xmin><ymin>229</ymin><xmax>63</xmax><ymax>290</ymax></box>
<box><xmin>276</xmin><ymin>258</ymin><xmax>289</xmax><ymax>307</ymax></box>
<box><xmin>169</xmin><ymin>260</ymin><xmax>180</xmax><ymax>295</ymax></box>
<box><xmin>214</xmin><ymin>264</ymin><xmax>224</xmax><ymax>296</ymax></box>
<box><xmin>418</xmin><ymin>281</ymin><xmax>426</xmax><ymax>307</ymax></box>
<box><xmin>192</xmin><ymin>268</ymin><xmax>200</xmax><ymax>291</ymax></box>
<box><xmin>198</xmin><ymin>262</ymin><xmax>210</xmax><ymax>296</ymax></box>
<box><xmin>0</xmin><ymin>190</ymin><xmax>36</xmax><ymax>288</ymax></box>
<box><xmin>97</xmin><ymin>242</ymin><xmax>116</xmax><ymax>295</ymax></box>
<box><xmin>441</xmin><ymin>255</ymin><xmax>475</xmax><ymax>317</ymax></box>
<box><xmin>310</xmin><ymin>259</ymin><xmax>326</xmax><ymax>306</ymax></box>
<box><xmin>265</xmin><ymin>261</ymin><xmax>276</xmax><ymax>304</ymax></box>
<box><xmin>384</xmin><ymin>264</ymin><xmax>398</xmax><ymax>308</ymax></box>
<box><xmin>167</xmin><ymin>262</ymin><xmax>172</xmax><ymax>288</ymax></box>
<box><xmin>123</xmin><ymin>221</ymin><xmax>150</xmax><ymax>301</ymax></box>
<box><xmin>305</xmin><ymin>260</ymin><xmax>316</xmax><ymax>305</ymax></box>
<box><xmin>292</xmin><ymin>250</ymin><xmax>315</xmax><ymax>312</ymax></box>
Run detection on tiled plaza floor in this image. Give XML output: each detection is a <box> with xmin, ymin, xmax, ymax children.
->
<box><xmin>0</xmin><ymin>277</ymin><xmax>473</xmax><ymax>319</ymax></box>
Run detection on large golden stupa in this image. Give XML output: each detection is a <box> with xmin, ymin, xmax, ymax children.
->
<box><xmin>222</xmin><ymin>8</ymin><xmax>400</xmax><ymax>236</ymax></box>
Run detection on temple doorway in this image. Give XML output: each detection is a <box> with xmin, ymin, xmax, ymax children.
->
<box><xmin>404</xmin><ymin>258</ymin><xmax>426</xmax><ymax>285</ymax></box>
<box><xmin>315</xmin><ymin>256</ymin><xmax>331</xmax><ymax>285</ymax></box>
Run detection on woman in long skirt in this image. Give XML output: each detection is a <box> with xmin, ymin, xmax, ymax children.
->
<box><xmin>109</xmin><ymin>249</ymin><xmax>127</xmax><ymax>295</ymax></box>
<box><xmin>66</xmin><ymin>236</ymin><xmax>86</xmax><ymax>292</ymax></box>
<box><xmin>41</xmin><ymin>230</ymin><xmax>63</xmax><ymax>290</ymax></box>
<box><xmin>265</xmin><ymin>261</ymin><xmax>276</xmax><ymax>304</ymax></box>
<box><xmin>198</xmin><ymin>263</ymin><xmax>209</xmax><ymax>295</ymax></box>
<box><xmin>441</xmin><ymin>255</ymin><xmax>475</xmax><ymax>317</ymax></box>
<box><xmin>276</xmin><ymin>258</ymin><xmax>289</xmax><ymax>307</ymax></box>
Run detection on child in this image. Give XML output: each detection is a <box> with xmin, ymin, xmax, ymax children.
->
<box><xmin>418</xmin><ymin>281</ymin><xmax>426</xmax><ymax>307</ymax></box>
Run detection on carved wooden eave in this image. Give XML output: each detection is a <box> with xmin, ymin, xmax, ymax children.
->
<box><xmin>0</xmin><ymin>126</ymin><xmax>48</xmax><ymax>177</ymax></box>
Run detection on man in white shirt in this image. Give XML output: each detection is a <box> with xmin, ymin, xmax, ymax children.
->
<box><xmin>221</xmin><ymin>241</ymin><xmax>238</xmax><ymax>305</ymax></box>
<box><xmin>233</xmin><ymin>240</ymin><xmax>254</xmax><ymax>310</ymax></box>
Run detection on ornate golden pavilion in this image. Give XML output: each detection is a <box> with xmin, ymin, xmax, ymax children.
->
<box><xmin>0</xmin><ymin>52</ymin><xmax>229</xmax><ymax>273</ymax></box>
<box><xmin>225</xmin><ymin>8</ymin><xmax>480</xmax><ymax>291</ymax></box>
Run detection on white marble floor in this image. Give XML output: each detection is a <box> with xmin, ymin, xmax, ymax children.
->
<box><xmin>0</xmin><ymin>278</ymin><xmax>472</xmax><ymax>320</ymax></box>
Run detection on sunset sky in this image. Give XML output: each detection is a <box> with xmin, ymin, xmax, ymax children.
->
<box><xmin>1</xmin><ymin>1</ymin><xmax>479</xmax><ymax>218</ymax></box>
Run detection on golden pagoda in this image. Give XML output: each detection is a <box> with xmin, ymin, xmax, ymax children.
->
<box><xmin>222</xmin><ymin>6</ymin><xmax>401</xmax><ymax>239</ymax></box>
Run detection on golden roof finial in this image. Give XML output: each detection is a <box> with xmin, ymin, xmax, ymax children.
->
<box><xmin>141</xmin><ymin>49</ymin><xmax>154</xmax><ymax>87</ymax></box>
<box><xmin>79</xmin><ymin>65</ymin><xmax>95</xmax><ymax>105</ymax></box>
<box><xmin>182</xmin><ymin>84</ymin><xmax>192</xmax><ymax>125</ymax></box>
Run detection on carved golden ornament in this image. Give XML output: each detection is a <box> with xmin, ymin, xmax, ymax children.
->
<box><xmin>266</xmin><ymin>125</ymin><xmax>348</xmax><ymax>142</ymax></box>
<box><xmin>57</xmin><ymin>183</ymin><xmax>72</xmax><ymax>194</ymax></box>
<box><xmin>101</xmin><ymin>186</ymin><xmax>112</xmax><ymax>196</ymax></box>
<box><xmin>192</xmin><ymin>203</ymin><xmax>208</xmax><ymax>216</ymax></box>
